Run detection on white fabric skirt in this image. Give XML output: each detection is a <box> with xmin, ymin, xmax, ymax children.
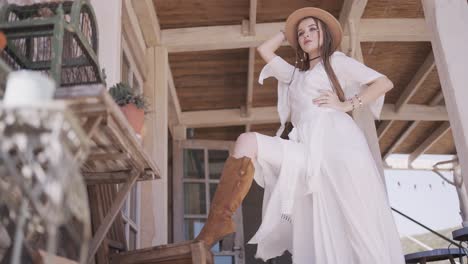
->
<box><xmin>249</xmin><ymin>111</ymin><xmax>405</xmax><ymax>264</ymax></box>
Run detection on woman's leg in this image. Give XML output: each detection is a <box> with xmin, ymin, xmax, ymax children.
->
<box><xmin>232</xmin><ymin>132</ymin><xmax>258</xmax><ymax>159</ymax></box>
<box><xmin>195</xmin><ymin>133</ymin><xmax>258</xmax><ymax>247</ymax></box>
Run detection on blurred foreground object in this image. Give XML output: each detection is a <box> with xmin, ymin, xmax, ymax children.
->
<box><xmin>3</xmin><ymin>70</ymin><xmax>55</xmax><ymax>106</ymax></box>
<box><xmin>0</xmin><ymin>102</ymin><xmax>91</xmax><ymax>264</ymax></box>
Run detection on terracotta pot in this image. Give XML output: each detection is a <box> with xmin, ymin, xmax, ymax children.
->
<box><xmin>0</xmin><ymin>32</ymin><xmax>6</xmax><ymax>51</ymax></box>
<box><xmin>120</xmin><ymin>103</ymin><xmax>145</xmax><ymax>134</ymax></box>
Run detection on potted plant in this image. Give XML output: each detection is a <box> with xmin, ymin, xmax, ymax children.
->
<box><xmin>109</xmin><ymin>82</ymin><xmax>149</xmax><ymax>135</ymax></box>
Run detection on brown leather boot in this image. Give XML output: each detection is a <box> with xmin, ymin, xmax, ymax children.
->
<box><xmin>195</xmin><ymin>156</ymin><xmax>255</xmax><ymax>248</ymax></box>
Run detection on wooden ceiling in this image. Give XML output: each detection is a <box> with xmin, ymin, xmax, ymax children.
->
<box><xmin>146</xmin><ymin>0</ymin><xmax>456</xmax><ymax>160</ymax></box>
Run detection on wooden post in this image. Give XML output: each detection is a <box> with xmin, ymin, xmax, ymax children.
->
<box><xmin>339</xmin><ymin>0</ymin><xmax>385</xmax><ymax>182</ymax></box>
<box><xmin>87</xmin><ymin>171</ymin><xmax>140</xmax><ymax>263</ymax></box>
<box><xmin>142</xmin><ymin>46</ymin><xmax>169</xmax><ymax>245</ymax></box>
<box><xmin>352</xmin><ymin>106</ymin><xmax>385</xmax><ymax>179</ymax></box>
<box><xmin>172</xmin><ymin>140</ymin><xmax>185</xmax><ymax>242</ymax></box>
<box><xmin>422</xmin><ymin>0</ymin><xmax>468</xmax><ymax>193</ymax></box>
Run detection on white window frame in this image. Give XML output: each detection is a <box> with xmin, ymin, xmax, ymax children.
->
<box><xmin>120</xmin><ymin>35</ymin><xmax>143</xmax><ymax>250</ymax></box>
<box><xmin>121</xmin><ymin>36</ymin><xmax>143</xmax><ymax>94</ymax></box>
<box><xmin>173</xmin><ymin>140</ymin><xmax>245</xmax><ymax>264</ymax></box>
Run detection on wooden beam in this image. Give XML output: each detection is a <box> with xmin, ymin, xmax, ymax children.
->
<box><xmin>180</xmin><ymin>104</ymin><xmax>449</xmax><ymax>128</ymax></box>
<box><xmin>161</xmin><ymin>19</ymin><xmax>429</xmax><ymax>52</ymax></box>
<box><xmin>359</xmin><ymin>18</ymin><xmax>430</xmax><ymax>42</ymax></box>
<box><xmin>131</xmin><ymin>0</ymin><xmax>162</xmax><ymax>46</ymax></box>
<box><xmin>150</xmin><ymin>46</ymin><xmax>169</xmax><ymax>244</ymax></box>
<box><xmin>422</xmin><ymin>0</ymin><xmax>468</xmax><ymax>191</ymax></box>
<box><xmin>395</xmin><ymin>52</ymin><xmax>435</xmax><ymax>112</ymax></box>
<box><xmin>429</xmin><ymin>90</ymin><xmax>444</xmax><ymax>106</ymax></box>
<box><xmin>181</xmin><ymin>107</ymin><xmax>278</xmax><ymax>128</ymax></box>
<box><xmin>382</xmin><ymin>121</ymin><xmax>418</xmax><ymax>160</ymax></box>
<box><xmin>244</xmin><ymin>47</ymin><xmax>255</xmax><ymax>118</ymax></box>
<box><xmin>249</xmin><ymin>0</ymin><xmax>257</xmax><ymax>35</ymax></box>
<box><xmin>172</xmin><ymin>140</ymin><xmax>184</xmax><ymax>241</ymax></box>
<box><xmin>168</xmin><ymin>66</ymin><xmax>182</xmax><ymax>126</ymax></box>
<box><xmin>123</xmin><ymin>0</ymin><xmax>146</xmax><ymax>52</ymax></box>
<box><xmin>82</xmin><ymin>115</ymin><xmax>103</xmax><ymax>138</ymax></box>
<box><xmin>380</xmin><ymin>104</ymin><xmax>448</xmax><ymax>121</ymax></box>
<box><xmin>87</xmin><ymin>170</ymin><xmax>140</xmax><ymax>263</ymax></box>
<box><xmin>381</xmin><ymin>89</ymin><xmax>445</xmax><ymax>159</ymax></box>
<box><xmin>377</xmin><ymin>120</ymin><xmax>393</xmax><ymax>140</ymax></box>
<box><xmin>87</xmin><ymin>153</ymin><xmax>130</xmax><ymax>161</ymax></box>
<box><xmin>172</xmin><ymin>125</ymin><xmax>186</xmax><ymax>140</ymax></box>
<box><xmin>83</xmin><ymin>170</ymin><xmax>131</xmax><ymax>185</ymax></box>
<box><xmin>340</xmin><ymin>0</ymin><xmax>387</xmax><ymax>182</ymax></box>
<box><xmin>243</xmin><ymin>0</ymin><xmax>257</xmax><ymax>125</ymax></box>
<box><xmin>408</xmin><ymin>122</ymin><xmax>451</xmax><ymax>164</ymax></box>
<box><xmin>121</xmin><ymin>1</ymin><xmax>147</xmax><ymax>79</ymax></box>
<box><xmin>339</xmin><ymin>0</ymin><xmax>367</xmax><ymax>35</ymax></box>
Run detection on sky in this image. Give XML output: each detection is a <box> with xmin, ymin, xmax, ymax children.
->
<box><xmin>384</xmin><ymin>154</ymin><xmax>462</xmax><ymax>236</ymax></box>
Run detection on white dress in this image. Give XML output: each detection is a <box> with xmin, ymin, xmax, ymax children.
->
<box><xmin>247</xmin><ymin>51</ymin><xmax>405</xmax><ymax>264</ymax></box>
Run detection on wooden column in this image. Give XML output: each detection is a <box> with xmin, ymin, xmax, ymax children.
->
<box><xmin>422</xmin><ymin>0</ymin><xmax>468</xmax><ymax>193</ymax></box>
<box><xmin>142</xmin><ymin>46</ymin><xmax>169</xmax><ymax>246</ymax></box>
<box><xmin>339</xmin><ymin>0</ymin><xmax>385</xmax><ymax>181</ymax></box>
<box><xmin>172</xmin><ymin>140</ymin><xmax>185</xmax><ymax>242</ymax></box>
<box><xmin>352</xmin><ymin>105</ymin><xmax>385</xmax><ymax>179</ymax></box>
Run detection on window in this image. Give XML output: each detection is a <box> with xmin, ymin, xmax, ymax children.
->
<box><xmin>174</xmin><ymin>140</ymin><xmax>245</xmax><ymax>264</ymax></box>
<box><xmin>121</xmin><ymin>184</ymin><xmax>140</xmax><ymax>250</ymax></box>
<box><xmin>120</xmin><ymin>36</ymin><xmax>143</xmax><ymax>249</ymax></box>
<box><xmin>121</xmin><ymin>36</ymin><xmax>143</xmax><ymax>93</ymax></box>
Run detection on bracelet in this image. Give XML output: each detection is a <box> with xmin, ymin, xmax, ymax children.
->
<box><xmin>348</xmin><ymin>98</ymin><xmax>355</xmax><ymax>111</ymax></box>
<box><xmin>354</xmin><ymin>94</ymin><xmax>363</xmax><ymax>108</ymax></box>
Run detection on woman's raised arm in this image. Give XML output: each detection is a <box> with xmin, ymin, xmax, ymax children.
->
<box><xmin>257</xmin><ymin>31</ymin><xmax>286</xmax><ymax>63</ymax></box>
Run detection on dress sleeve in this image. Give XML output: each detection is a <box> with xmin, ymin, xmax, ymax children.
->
<box><xmin>332</xmin><ymin>52</ymin><xmax>387</xmax><ymax>119</ymax></box>
<box><xmin>258</xmin><ymin>55</ymin><xmax>295</xmax><ymax>137</ymax></box>
<box><xmin>258</xmin><ymin>55</ymin><xmax>295</xmax><ymax>84</ymax></box>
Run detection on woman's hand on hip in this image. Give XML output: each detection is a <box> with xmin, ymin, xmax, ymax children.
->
<box><xmin>313</xmin><ymin>90</ymin><xmax>348</xmax><ymax>112</ymax></box>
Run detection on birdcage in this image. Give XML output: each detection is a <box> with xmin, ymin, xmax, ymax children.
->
<box><xmin>0</xmin><ymin>0</ymin><xmax>104</xmax><ymax>87</ymax></box>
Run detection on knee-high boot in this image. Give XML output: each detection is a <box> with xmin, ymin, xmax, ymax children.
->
<box><xmin>195</xmin><ymin>156</ymin><xmax>255</xmax><ymax>248</ymax></box>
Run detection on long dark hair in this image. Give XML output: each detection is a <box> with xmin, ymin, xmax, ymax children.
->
<box><xmin>295</xmin><ymin>16</ymin><xmax>345</xmax><ymax>102</ymax></box>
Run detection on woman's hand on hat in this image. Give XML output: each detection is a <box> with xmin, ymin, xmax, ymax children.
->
<box><xmin>313</xmin><ymin>90</ymin><xmax>346</xmax><ymax>112</ymax></box>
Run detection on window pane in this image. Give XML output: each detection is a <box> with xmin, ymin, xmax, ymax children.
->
<box><xmin>209</xmin><ymin>183</ymin><xmax>218</xmax><ymax>204</ymax></box>
<box><xmin>121</xmin><ymin>197</ymin><xmax>128</xmax><ymax>217</ymax></box>
<box><xmin>208</xmin><ymin>150</ymin><xmax>229</xmax><ymax>179</ymax></box>
<box><xmin>184</xmin><ymin>149</ymin><xmax>205</xmax><ymax>179</ymax></box>
<box><xmin>184</xmin><ymin>183</ymin><xmax>206</xmax><ymax>214</ymax></box>
<box><xmin>130</xmin><ymin>185</ymin><xmax>137</xmax><ymax>223</ymax></box>
<box><xmin>184</xmin><ymin>219</ymin><xmax>205</xmax><ymax>240</ymax></box>
<box><xmin>214</xmin><ymin>256</ymin><xmax>234</xmax><ymax>264</ymax></box>
<box><xmin>129</xmin><ymin>227</ymin><xmax>137</xmax><ymax>250</ymax></box>
<box><xmin>211</xmin><ymin>242</ymin><xmax>220</xmax><ymax>252</ymax></box>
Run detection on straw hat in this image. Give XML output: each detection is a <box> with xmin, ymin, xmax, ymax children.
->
<box><xmin>284</xmin><ymin>7</ymin><xmax>342</xmax><ymax>51</ymax></box>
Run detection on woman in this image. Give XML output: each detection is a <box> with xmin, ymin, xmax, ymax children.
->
<box><xmin>195</xmin><ymin>7</ymin><xmax>405</xmax><ymax>264</ymax></box>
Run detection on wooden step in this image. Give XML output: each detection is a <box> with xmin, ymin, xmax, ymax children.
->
<box><xmin>109</xmin><ymin>240</ymin><xmax>213</xmax><ymax>264</ymax></box>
